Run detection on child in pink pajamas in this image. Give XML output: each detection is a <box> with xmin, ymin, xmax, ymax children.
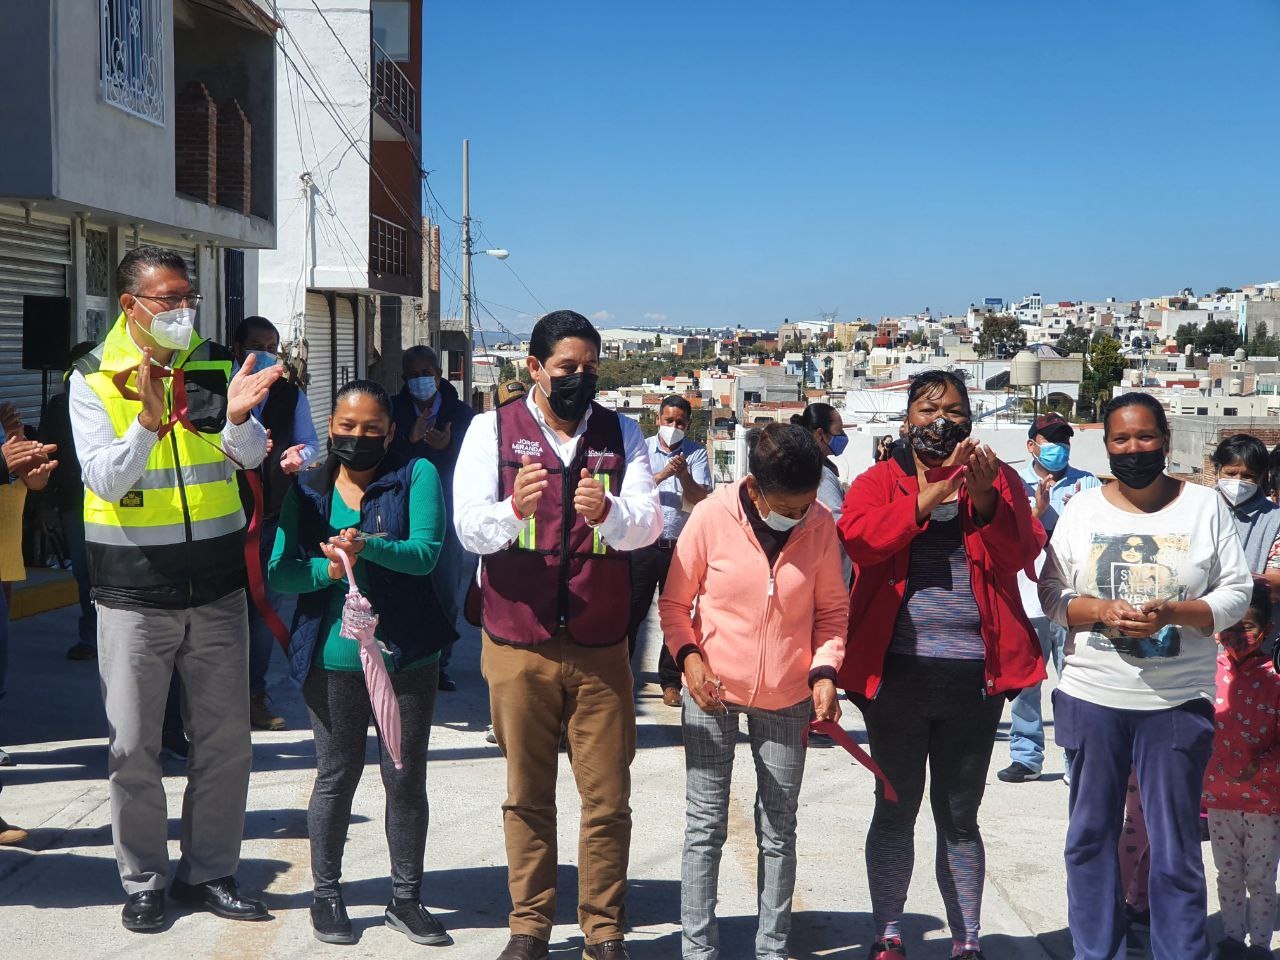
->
<box><xmin>1203</xmin><ymin>582</ymin><xmax>1280</xmax><ymax>960</ymax></box>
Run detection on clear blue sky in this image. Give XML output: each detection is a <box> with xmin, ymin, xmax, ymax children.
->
<box><xmin>424</xmin><ymin>0</ymin><xmax>1280</xmax><ymax>335</ymax></box>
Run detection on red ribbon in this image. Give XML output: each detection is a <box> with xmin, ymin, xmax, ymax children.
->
<box><xmin>807</xmin><ymin>719</ymin><xmax>899</xmax><ymax>802</ymax></box>
<box><xmin>113</xmin><ymin>362</ymin><xmax>291</xmax><ymax>652</ymax></box>
<box><xmin>241</xmin><ymin>469</ymin><xmax>293</xmax><ymax>652</ymax></box>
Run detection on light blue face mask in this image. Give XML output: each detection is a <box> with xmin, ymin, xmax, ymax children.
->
<box><xmin>407</xmin><ymin>375</ymin><xmax>438</xmax><ymax>403</ymax></box>
<box><xmin>249</xmin><ymin>349</ymin><xmax>278</xmax><ymax>371</ymax></box>
<box><xmin>1036</xmin><ymin>441</ymin><xmax>1070</xmax><ymax>473</ymax></box>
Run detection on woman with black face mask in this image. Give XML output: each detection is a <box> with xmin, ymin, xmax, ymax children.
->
<box><xmin>1038</xmin><ymin>392</ymin><xmax>1252</xmax><ymax>960</ymax></box>
<box><xmin>268</xmin><ymin>379</ymin><xmax>454</xmax><ymax>948</ymax></box>
<box><xmin>838</xmin><ymin>370</ymin><xmax>1045</xmax><ymax>960</ymax></box>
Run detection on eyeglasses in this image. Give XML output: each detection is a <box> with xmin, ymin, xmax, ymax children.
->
<box><xmin>136</xmin><ymin>292</ymin><xmax>203</xmax><ymax>309</ymax></box>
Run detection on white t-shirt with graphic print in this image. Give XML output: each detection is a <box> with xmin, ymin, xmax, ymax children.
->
<box><xmin>1038</xmin><ymin>482</ymin><xmax>1252</xmax><ymax>711</ymax></box>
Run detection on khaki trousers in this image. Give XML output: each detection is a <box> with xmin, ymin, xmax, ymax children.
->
<box><xmin>482</xmin><ymin>630</ymin><xmax>637</xmax><ymax>944</ymax></box>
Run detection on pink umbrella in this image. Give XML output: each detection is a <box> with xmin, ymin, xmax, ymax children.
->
<box><xmin>335</xmin><ymin>547</ymin><xmax>403</xmax><ymax>770</ymax></box>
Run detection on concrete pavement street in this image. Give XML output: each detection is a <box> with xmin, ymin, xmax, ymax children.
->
<box><xmin>0</xmin><ymin>603</ymin><xmax>1232</xmax><ymax>959</ymax></box>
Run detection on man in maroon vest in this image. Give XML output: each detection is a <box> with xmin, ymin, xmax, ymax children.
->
<box><xmin>454</xmin><ymin>311</ymin><xmax>661</xmax><ymax>960</ymax></box>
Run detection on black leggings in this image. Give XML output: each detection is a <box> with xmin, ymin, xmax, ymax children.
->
<box><xmin>303</xmin><ymin>661</ymin><xmax>438</xmax><ymax>900</ymax></box>
<box><xmin>851</xmin><ymin>653</ymin><xmax>1005</xmax><ymax>948</ymax></box>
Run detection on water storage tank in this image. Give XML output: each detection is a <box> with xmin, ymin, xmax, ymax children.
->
<box><xmin>1235</xmin><ymin>347</ymin><xmax>1247</xmax><ymax>362</ymax></box>
<box><xmin>1009</xmin><ymin>350</ymin><xmax>1041</xmax><ymax>387</ymax></box>
<box><xmin>1199</xmin><ymin>377</ymin><xmax>1211</xmax><ymax>395</ymax></box>
<box><xmin>1230</xmin><ymin>378</ymin><xmax>1243</xmax><ymax>396</ymax></box>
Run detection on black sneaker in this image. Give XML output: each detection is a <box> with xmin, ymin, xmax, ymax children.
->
<box><xmin>996</xmin><ymin>762</ymin><xmax>1041</xmax><ymax>783</ymax></box>
<box><xmin>1216</xmin><ymin>938</ymin><xmax>1247</xmax><ymax>960</ymax></box>
<box><xmin>437</xmin><ymin>672</ymin><xmax>458</xmax><ymax>693</ymax></box>
<box><xmin>311</xmin><ymin>894</ymin><xmax>355</xmax><ymax>945</ymax></box>
<box><xmin>161</xmin><ymin>729</ymin><xmax>189</xmax><ymax>762</ymax></box>
<box><xmin>385</xmin><ymin>899</ymin><xmax>452</xmax><ymax>945</ymax></box>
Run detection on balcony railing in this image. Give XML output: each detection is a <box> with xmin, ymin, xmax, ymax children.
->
<box><xmin>370</xmin><ymin>214</ymin><xmax>410</xmax><ymax>277</ymax></box>
<box><xmin>372</xmin><ymin>39</ymin><xmax>417</xmax><ymax>134</ymax></box>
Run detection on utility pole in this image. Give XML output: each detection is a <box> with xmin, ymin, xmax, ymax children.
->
<box><xmin>460</xmin><ymin>138</ymin><xmax>473</xmax><ymax>404</ymax></box>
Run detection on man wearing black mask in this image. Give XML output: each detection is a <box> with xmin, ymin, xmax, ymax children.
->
<box><xmin>453</xmin><ymin>311</ymin><xmax>662</xmax><ymax>960</ymax></box>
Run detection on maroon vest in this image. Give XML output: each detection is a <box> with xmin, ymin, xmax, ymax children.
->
<box><xmin>481</xmin><ymin>399</ymin><xmax>630</xmax><ymax>646</ymax></box>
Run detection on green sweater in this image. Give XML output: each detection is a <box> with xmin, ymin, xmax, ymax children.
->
<box><xmin>268</xmin><ymin>458</ymin><xmax>445</xmax><ymax>672</ymax></box>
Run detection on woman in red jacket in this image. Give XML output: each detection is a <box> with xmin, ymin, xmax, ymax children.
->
<box><xmin>838</xmin><ymin>370</ymin><xmax>1045</xmax><ymax>960</ymax></box>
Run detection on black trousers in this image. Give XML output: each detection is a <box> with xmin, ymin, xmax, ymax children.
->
<box><xmin>627</xmin><ymin>544</ymin><xmax>681</xmax><ymax>690</ymax></box>
<box><xmin>303</xmin><ymin>661</ymin><xmax>439</xmax><ymax>901</ymax></box>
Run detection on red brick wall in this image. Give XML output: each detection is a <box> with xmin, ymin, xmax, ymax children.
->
<box><xmin>1198</xmin><ymin>424</ymin><xmax>1280</xmax><ymax>486</ymax></box>
<box><xmin>175</xmin><ymin>81</ymin><xmax>217</xmax><ymax>204</ymax></box>
<box><xmin>216</xmin><ymin>99</ymin><xmax>252</xmax><ymax>215</ymax></box>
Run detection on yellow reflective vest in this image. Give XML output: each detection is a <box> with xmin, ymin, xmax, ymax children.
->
<box><xmin>75</xmin><ymin>314</ymin><xmax>247</xmax><ymax>608</ymax></box>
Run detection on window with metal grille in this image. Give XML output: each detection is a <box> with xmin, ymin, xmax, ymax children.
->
<box><xmin>100</xmin><ymin>0</ymin><xmax>165</xmax><ymax>125</ymax></box>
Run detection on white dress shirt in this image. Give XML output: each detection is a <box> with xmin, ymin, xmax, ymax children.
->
<box><xmin>453</xmin><ymin>392</ymin><xmax>662</xmax><ymax>556</ymax></box>
<box><xmin>70</xmin><ymin>370</ymin><xmax>268</xmax><ymax>503</ymax></box>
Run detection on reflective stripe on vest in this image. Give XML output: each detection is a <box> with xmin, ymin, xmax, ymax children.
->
<box><xmin>81</xmin><ymin>315</ymin><xmax>244</xmax><ymax>547</ymax></box>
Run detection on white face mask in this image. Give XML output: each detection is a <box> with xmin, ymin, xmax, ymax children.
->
<box><xmin>658</xmin><ymin>425</ymin><xmax>685</xmax><ymax>447</ymax></box>
<box><xmin>135</xmin><ymin>300</ymin><xmax>196</xmax><ymax>351</ymax></box>
<box><xmin>1218</xmin><ymin>477</ymin><xmax>1259</xmax><ymax>507</ymax></box>
<box><xmin>757</xmin><ymin>487</ymin><xmax>807</xmax><ymax>532</ymax></box>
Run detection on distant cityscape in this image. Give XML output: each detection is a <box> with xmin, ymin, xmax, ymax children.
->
<box><xmin>469</xmin><ymin>281</ymin><xmax>1280</xmax><ymax>487</ymax></box>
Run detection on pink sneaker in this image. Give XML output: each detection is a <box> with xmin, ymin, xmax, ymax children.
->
<box><xmin>868</xmin><ymin>938</ymin><xmax>907</xmax><ymax>960</ymax></box>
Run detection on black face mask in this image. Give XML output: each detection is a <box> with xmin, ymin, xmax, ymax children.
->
<box><xmin>539</xmin><ymin>371</ymin><xmax>598</xmax><ymax>422</ymax></box>
<box><xmin>908</xmin><ymin>415</ymin><xmax>972</xmax><ymax>460</ymax></box>
<box><xmin>1109</xmin><ymin>448</ymin><xmax>1165</xmax><ymax>489</ymax></box>
<box><xmin>330</xmin><ymin>434</ymin><xmax>388</xmax><ymax>472</ymax></box>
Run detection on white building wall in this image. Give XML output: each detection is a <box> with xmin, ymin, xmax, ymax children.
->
<box><xmin>258</xmin><ymin>1</ymin><xmax>373</xmax><ymax>343</ymax></box>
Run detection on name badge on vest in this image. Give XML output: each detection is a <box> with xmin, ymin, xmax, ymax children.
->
<box><xmin>512</xmin><ymin>438</ymin><xmax>544</xmax><ymax>458</ymax></box>
<box><xmin>119</xmin><ymin>490</ymin><xmax>144</xmax><ymax>508</ymax></box>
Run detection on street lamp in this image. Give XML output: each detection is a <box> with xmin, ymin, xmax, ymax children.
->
<box><xmin>480</xmin><ymin>249</ymin><xmax>509</xmax><ymax>260</ymax></box>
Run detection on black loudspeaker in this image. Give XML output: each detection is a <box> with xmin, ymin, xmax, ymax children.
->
<box><xmin>22</xmin><ymin>295</ymin><xmax>72</xmax><ymax>371</ymax></box>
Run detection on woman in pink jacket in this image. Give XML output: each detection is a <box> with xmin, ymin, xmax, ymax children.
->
<box><xmin>659</xmin><ymin>422</ymin><xmax>848</xmax><ymax>960</ymax></box>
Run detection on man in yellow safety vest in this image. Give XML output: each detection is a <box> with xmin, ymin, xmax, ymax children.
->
<box><xmin>69</xmin><ymin>246</ymin><xmax>281</xmax><ymax>933</ymax></box>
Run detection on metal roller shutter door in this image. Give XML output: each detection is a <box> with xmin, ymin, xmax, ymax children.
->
<box><xmin>334</xmin><ymin>297</ymin><xmax>357</xmax><ymax>395</ymax></box>
<box><xmin>0</xmin><ymin>213</ymin><xmax>71</xmax><ymax>423</ymax></box>
<box><xmin>304</xmin><ymin>292</ymin><xmax>333</xmax><ymax>439</ymax></box>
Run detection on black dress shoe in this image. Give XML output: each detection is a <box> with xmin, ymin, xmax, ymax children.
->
<box><xmin>170</xmin><ymin>876</ymin><xmax>269</xmax><ymax>920</ymax></box>
<box><xmin>583</xmin><ymin>940</ymin><xmax>632</xmax><ymax>959</ymax></box>
<box><xmin>311</xmin><ymin>894</ymin><xmax>355</xmax><ymax>944</ymax></box>
<box><xmin>497</xmin><ymin>934</ymin><xmax>551</xmax><ymax>960</ymax></box>
<box><xmin>385</xmin><ymin>898</ymin><xmax>452</xmax><ymax>945</ymax></box>
<box><xmin>122</xmin><ymin>890</ymin><xmax>166</xmax><ymax>932</ymax></box>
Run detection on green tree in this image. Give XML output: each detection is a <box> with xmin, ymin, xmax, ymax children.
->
<box><xmin>498</xmin><ymin>360</ymin><xmax>519</xmax><ymax>382</ymax></box>
<box><xmin>1215</xmin><ymin>286</ymin><xmax>1235</xmax><ymax>296</ymax></box>
<box><xmin>653</xmin><ymin>333</ymin><xmax>662</xmax><ymax>347</ymax></box>
<box><xmin>1249</xmin><ymin>321</ymin><xmax>1280</xmax><ymax>357</ymax></box>
<box><xmin>975</xmin><ymin>313</ymin><xmax>1026</xmax><ymax>359</ymax></box>
<box><xmin>1056</xmin><ymin>324</ymin><xmax>1091</xmax><ymax>356</ymax></box>
<box><xmin>1087</xmin><ymin>336</ymin><xmax>1124</xmax><ymax>396</ymax></box>
<box><xmin>1175</xmin><ymin>319</ymin><xmax>1241</xmax><ymax>356</ymax></box>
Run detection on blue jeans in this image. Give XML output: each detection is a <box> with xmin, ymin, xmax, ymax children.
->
<box><xmin>59</xmin><ymin>507</ymin><xmax>96</xmax><ymax>647</ymax></box>
<box><xmin>680</xmin><ymin>690</ymin><xmax>810</xmax><ymax>960</ymax></box>
<box><xmin>1056</xmin><ymin>691</ymin><xmax>1215</xmax><ymax>960</ymax></box>
<box><xmin>1007</xmin><ymin>615</ymin><xmax>1066</xmax><ymax>773</ymax></box>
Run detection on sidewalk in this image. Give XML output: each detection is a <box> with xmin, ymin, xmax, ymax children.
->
<box><xmin>0</xmin><ymin>603</ymin><xmax>1222</xmax><ymax>958</ymax></box>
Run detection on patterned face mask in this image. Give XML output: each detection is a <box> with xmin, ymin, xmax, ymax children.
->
<box><xmin>907</xmin><ymin>415</ymin><xmax>972</xmax><ymax>460</ymax></box>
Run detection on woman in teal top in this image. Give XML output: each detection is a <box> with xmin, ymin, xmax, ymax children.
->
<box><xmin>269</xmin><ymin>379</ymin><xmax>453</xmax><ymax>947</ymax></box>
